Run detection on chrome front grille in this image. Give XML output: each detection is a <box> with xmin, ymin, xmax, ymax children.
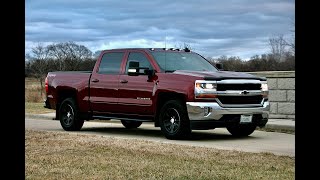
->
<box><xmin>215</xmin><ymin>79</ymin><xmax>264</xmax><ymax>107</ymax></box>
<box><xmin>217</xmin><ymin>83</ymin><xmax>261</xmax><ymax>91</ymax></box>
<box><xmin>217</xmin><ymin>95</ymin><xmax>263</xmax><ymax>105</ymax></box>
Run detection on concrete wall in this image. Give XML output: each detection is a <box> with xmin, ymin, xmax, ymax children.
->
<box><xmin>248</xmin><ymin>71</ymin><xmax>295</xmax><ymax>120</ymax></box>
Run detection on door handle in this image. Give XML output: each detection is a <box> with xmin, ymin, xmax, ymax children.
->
<box><xmin>91</xmin><ymin>79</ymin><xmax>99</xmax><ymax>83</ymax></box>
<box><xmin>120</xmin><ymin>79</ymin><xmax>128</xmax><ymax>83</ymax></box>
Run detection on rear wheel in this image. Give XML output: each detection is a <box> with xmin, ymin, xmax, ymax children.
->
<box><xmin>59</xmin><ymin>98</ymin><xmax>84</xmax><ymax>131</ymax></box>
<box><xmin>121</xmin><ymin>120</ymin><xmax>142</xmax><ymax>129</ymax></box>
<box><xmin>227</xmin><ymin>124</ymin><xmax>256</xmax><ymax>137</ymax></box>
<box><xmin>159</xmin><ymin>100</ymin><xmax>191</xmax><ymax>140</ymax></box>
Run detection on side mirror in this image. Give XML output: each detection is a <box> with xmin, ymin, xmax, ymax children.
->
<box><xmin>215</xmin><ymin>63</ymin><xmax>224</xmax><ymax>70</ymax></box>
<box><xmin>128</xmin><ymin>61</ymin><xmax>140</xmax><ymax>76</ymax></box>
<box><xmin>128</xmin><ymin>60</ymin><xmax>155</xmax><ymax>78</ymax></box>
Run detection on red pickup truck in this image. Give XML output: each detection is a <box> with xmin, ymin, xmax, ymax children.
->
<box><xmin>44</xmin><ymin>48</ymin><xmax>269</xmax><ymax>139</ymax></box>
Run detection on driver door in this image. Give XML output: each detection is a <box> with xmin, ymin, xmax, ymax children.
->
<box><xmin>118</xmin><ymin>51</ymin><xmax>156</xmax><ymax>116</ymax></box>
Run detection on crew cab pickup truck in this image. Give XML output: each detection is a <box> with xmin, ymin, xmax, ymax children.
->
<box><xmin>44</xmin><ymin>48</ymin><xmax>269</xmax><ymax>139</ymax></box>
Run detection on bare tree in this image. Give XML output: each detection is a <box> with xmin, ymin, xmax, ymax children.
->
<box><xmin>30</xmin><ymin>43</ymin><xmax>49</xmax><ymax>97</ymax></box>
<box><xmin>63</xmin><ymin>41</ymin><xmax>92</xmax><ymax>60</ymax></box>
<box><xmin>93</xmin><ymin>50</ymin><xmax>102</xmax><ymax>58</ymax></box>
<box><xmin>215</xmin><ymin>55</ymin><xmax>242</xmax><ymax>71</ymax></box>
<box><xmin>47</xmin><ymin>42</ymin><xmax>93</xmax><ymax>71</ymax></box>
<box><xmin>63</xmin><ymin>42</ymin><xmax>93</xmax><ymax>70</ymax></box>
<box><xmin>47</xmin><ymin>43</ymin><xmax>65</xmax><ymax>70</ymax></box>
<box><xmin>268</xmin><ymin>34</ymin><xmax>288</xmax><ymax>61</ymax></box>
<box><xmin>287</xmin><ymin>20</ymin><xmax>295</xmax><ymax>55</ymax></box>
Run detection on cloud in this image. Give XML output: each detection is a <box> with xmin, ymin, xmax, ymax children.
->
<box><xmin>25</xmin><ymin>0</ymin><xmax>294</xmax><ymax>59</ymax></box>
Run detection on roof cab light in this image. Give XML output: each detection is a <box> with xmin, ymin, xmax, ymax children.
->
<box><xmin>184</xmin><ymin>47</ymin><xmax>191</xmax><ymax>52</ymax></box>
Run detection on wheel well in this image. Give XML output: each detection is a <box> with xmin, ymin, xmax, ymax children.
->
<box><xmin>55</xmin><ymin>90</ymin><xmax>77</xmax><ymax>120</ymax></box>
<box><xmin>154</xmin><ymin>92</ymin><xmax>186</xmax><ymax>127</ymax></box>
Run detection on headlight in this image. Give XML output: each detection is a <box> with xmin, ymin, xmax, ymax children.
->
<box><xmin>195</xmin><ymin>80</ymin><xmax>217</xmax><ymax>98</ymax></box>
<box><xmin>261</xmin><ymin>82</ymin><xmax>268</xmax><ymax>91</ymax></box>
<box><xmin>261</xmin><ymin>82</ymin><xmax>268</xmax><ymax>98</ymax></box>
<box><xmin>196</xmin><ymin>82</ymin><xmax>217</xmax><ymax>90</ymax></box>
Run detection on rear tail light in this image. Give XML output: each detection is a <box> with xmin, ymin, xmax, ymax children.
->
<box><xmin>45</xmin><ymin>77</ymin><xmax>48</xmax><ymax>93</ymax></box>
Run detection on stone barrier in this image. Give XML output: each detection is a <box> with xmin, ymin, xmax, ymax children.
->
<box><xmin>248</xmin><ymin>71</ymin><xmax>295</xmax><ymax>120</ymax></box>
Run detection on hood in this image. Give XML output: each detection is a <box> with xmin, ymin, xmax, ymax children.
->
<box><xmin>173</xmin><ymin>70</ymin><xmax>266</xmax><ymax>81</ymax></box>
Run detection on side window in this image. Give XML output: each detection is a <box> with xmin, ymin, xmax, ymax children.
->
<box><xmin>98</xmin><ymin>52</ymin><xmax>124</xmax><ymax>74</ymax></box>
<box><xmin>125</xmin><ymin>52</ymin><xmax>153</xmax><ymax>74</ymax></box>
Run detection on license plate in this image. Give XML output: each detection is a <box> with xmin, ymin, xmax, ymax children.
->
<box><xmin>240</xmin><ymin>115</ymin><xmax>252</xmax><ymax>124</ymax></box>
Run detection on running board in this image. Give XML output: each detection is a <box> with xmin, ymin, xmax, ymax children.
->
<box><xmin>92</xmin><ymin>115</ymin><xmax>153</xmax><ymax>122</ymax></box>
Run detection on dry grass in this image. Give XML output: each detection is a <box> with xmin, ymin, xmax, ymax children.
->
<box><xmin>25</xmin><ymin>78</ymin><xmax>46</xmax><ymax>103</ymax></box>
<box><xmin>26</xmin><ymin>130</ymin><xmax>294</xmax><ymax>180</ymax></box>
<box><xmin>25</xmin><ymin>102</ymin><xmax>54</xmax><ymax>114</ymax></box>
<box><xmin>25</xmin><ymin>78</ymin><xmax>54</xmax><ymax>114</ymax></box>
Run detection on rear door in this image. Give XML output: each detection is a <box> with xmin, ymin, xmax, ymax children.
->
<box><xmin>118</xmin><ymin>51</ymin><xmax>157</xmax><ymax>116</ymax></box>
<box><xmin>89</xmin><ymin>51</ymin><xmax>126</xmax><ymax>115</ymax></box>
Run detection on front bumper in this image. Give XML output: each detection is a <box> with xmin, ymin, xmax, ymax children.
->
<box><xmin>186</xmin><ymin>101</ymin><xmax>270</xmax><ymax>129</ymax></box>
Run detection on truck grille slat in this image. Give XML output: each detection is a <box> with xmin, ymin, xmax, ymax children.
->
<box><xmin>218</xmin><ymin>95</ymin><xmax>263</xmax><ymax>104</ymax></box>
<box><xmin>217</xmin><ymin>84</ymin><xmax>261</xmax><ymax>91</ymax></box>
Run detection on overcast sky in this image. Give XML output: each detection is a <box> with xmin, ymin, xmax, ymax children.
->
<box><xmin>25</xmin><ymin>0</ymin><xmax>294</xmax><ymax>60</ymax></box>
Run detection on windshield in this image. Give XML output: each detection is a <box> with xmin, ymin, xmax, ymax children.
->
<box><xmin>151</xmin><ymin>52</ymin><xmax>218</xmax><ymax>72</ymax></box>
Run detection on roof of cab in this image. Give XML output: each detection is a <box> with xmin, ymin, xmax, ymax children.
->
<box><xmin>102</xmin><ymin>48</ymin><xmax>192</xmax><ymax>53</ymax></box>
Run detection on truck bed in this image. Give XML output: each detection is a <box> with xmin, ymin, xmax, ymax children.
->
<box><xmin>46</xmin><ymin>71</ymin><xmax>92</xmax><ymax>111</ymax></box>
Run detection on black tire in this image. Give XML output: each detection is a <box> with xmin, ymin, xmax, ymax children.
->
<box><xmin>227</xmin><ymin>124</ymin><xmax>257</xmax><ymax>137</ymax></box>
<box><xmin>59</xmin><ymin>98</ymin><xmax>84</xmax><ymax>131</ymax></box>
<box><xmin>121</xmin><ymin>120</ymin><xmax>142</xmax><ymax>129</ymax></box>
<box><xmin>159</xmin><ymin>100</ymin><xmax>191</xmax><ymax>140</ymax></box>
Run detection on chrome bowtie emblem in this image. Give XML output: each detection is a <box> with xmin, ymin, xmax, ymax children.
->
<box><xmin>240</xmin><ymin>90</ymin><xmax>249</xmax><ymax>95</ymax></box>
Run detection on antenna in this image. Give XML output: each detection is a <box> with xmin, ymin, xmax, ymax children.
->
<box><xmin>164</xmin><ymin>34</ymin><xmax>167</xmax><ymax>49</ymax></box>
<box><xmin>164</xmin><ymin>34</ymin><xmax>167</xmax><ymax>72</ymax></box>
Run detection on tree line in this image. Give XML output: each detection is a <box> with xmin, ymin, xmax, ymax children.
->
<box><xmin>207</xmin><ymin>34</ymin><xmax>295</xmax><ymax>72</ymax></box>
<box><xmin>25</xmin><ymin>34</ymin><xmax>295</xmax><ymax>84</ymax></box>
<box><xmin>207</xmin><ymin>53</ymin><xmax>294</xmax><ymax>72</ymax></box>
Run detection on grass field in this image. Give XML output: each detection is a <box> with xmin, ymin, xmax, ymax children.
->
<box><xmin>26</xmin><ymin>130</ymin><xmax>294</xmax><ymax>180</ymax></box>
<box><xmin>25</xmin><ymin>78</ymin><xmax>46</xmax><ymax>103</ymax></box>
<box><xmin>25</xmin><ymin>102</ymin><xmax>54</xmax><ymax>114</ymax></box>
<box><xmin>25</xmin><ymin>78</ymin><xmax>55</xmax><ymax>114</ymax></box>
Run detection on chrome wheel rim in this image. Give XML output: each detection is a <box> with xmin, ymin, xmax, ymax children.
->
<box><xmin>163</xmin><ymin>108</ymin><xmax>180</xmax><ymax>134</ymax></box>
<box><xmin>61</xmin><ymin>104</ymin><xmax>74</xmax><ymax>126</ymax></box>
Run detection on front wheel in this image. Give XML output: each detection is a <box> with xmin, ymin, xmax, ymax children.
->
<box><xmin>159</xmin><ymin>100</ymin><xmax>191</xmax><ymax>140</ymax></box>
<box><xmin>59</xmin><ymin>98</ymin><xmax>84</xmax><ymax>131</ymax></box>
<box><xmin>227</xmin><ymin>124</ymin><xmax>256</xmax><ymax>137</ymax></box>
<box><xmin>121</xmin><ymin>120</ymin><xmax>142</xmax><ymax>129</ymax></box>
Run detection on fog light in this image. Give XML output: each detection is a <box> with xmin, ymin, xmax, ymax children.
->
<box><xmin>204</xmin><ymin>107</ymin><xmax>212</xmax><ymax>117</ymax></box>
<box><xmin>262</xmin><ymin>113</ymin><xmax>269</xmax><ymax>119</ymax></box>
